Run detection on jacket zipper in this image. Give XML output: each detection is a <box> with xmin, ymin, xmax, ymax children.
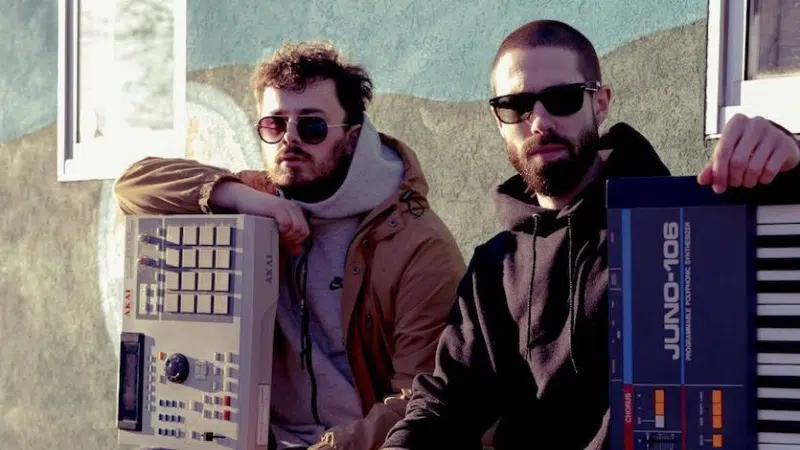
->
<box><xmin>298</xmin><ymin>203</ymin><xmax>400</xmax><ymax>426</ymax></box>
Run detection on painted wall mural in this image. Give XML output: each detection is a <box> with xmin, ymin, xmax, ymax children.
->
<box><xmin>0</xmin><ymin>0</ymin><xmax>712</xmax><ymax>447</ymax></box>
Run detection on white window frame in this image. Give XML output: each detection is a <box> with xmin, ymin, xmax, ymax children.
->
<box><xmin>705</xmin><ymin>0</ymin><xmax>800</xmax><ymax>138</ymax></box>
<box><xmin>57</xmin><ymin>0</ymin><xmax>187</xmax><ymax>182</ymax></box>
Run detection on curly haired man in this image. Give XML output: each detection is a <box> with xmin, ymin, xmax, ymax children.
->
<box><xmin>114</xmin><ymin>41</ymin><xmax>465</xmax><ymax>450</ymax></box>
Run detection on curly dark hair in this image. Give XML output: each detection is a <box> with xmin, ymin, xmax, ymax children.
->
<box><xmin>251</xmin><ymin>40</ymin><xmax>374</xmax><ymax>125</ymax></box>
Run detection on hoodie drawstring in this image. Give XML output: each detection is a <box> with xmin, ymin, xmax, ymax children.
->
<box><xmin>567</xmin><ymin>215</ymin><xmax>579</xmax><ymax>374</ymax></box>
<box><xmin>525</xmin><ymin>214</ymin><xmax>580</xmax><ymax>375</ymax></box>
<box><xmin>288</xmin><ymin>239</ymin><xmax>323</xmax><ymax>425</ymax></box>
<box><xmin>400</xmin><ymin>190</ymin><xmax>425</xmax><ymax>218</ymax></box>
<box><xmin>525</xmin><ymin>215</ymin><xmax>539</xmax><ymax>359</ymax></box>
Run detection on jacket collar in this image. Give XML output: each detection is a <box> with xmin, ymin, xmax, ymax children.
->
<box><xmin>353</xmin><ymin>132</ymin><xmax>431</xmax><ymax>242</ymax></box>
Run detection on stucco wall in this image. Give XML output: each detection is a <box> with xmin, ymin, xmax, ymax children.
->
<box><xmin>0</xmin><ymin>0</ymin><xmax>710</xmax><ymax>447</ymax></box>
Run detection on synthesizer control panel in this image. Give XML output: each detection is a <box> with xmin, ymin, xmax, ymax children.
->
<box><xmin>117</xmin><ymin>214</ymin><xmax>279</xmax><ymax>449</ymax></box>
<box><xmin>607</xmin><ymin>176</ymin><xmax>800</xmax><ymax>450</ymax></box>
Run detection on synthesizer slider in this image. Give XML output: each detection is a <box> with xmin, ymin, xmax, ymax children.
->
<box><xmin>607</xmin><ymin>176</ymin><xmax>800</xmax><ymax>450</ymax></box>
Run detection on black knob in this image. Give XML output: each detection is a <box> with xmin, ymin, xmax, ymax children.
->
<box><xmin>164</xmin><ymin>353</ymin><xmax>190</xmax><ymax>383</ymax></box>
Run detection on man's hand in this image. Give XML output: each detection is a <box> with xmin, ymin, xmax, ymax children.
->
<box><xmin>212</xmin><ymin>181</ymin><xmax>310</xmax><ymax>255</ymax></box>
<box><xmin>698</xmin><ymin>114</ymin><xmax>800</xmax><ymax>193</ymax></box>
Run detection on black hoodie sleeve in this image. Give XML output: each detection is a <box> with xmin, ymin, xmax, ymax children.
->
<box><xmin>381</xmin><ymin>248</ymin><xmax>502</xmax><ymax>450</ymax></box>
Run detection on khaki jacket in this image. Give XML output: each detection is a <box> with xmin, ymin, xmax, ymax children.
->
<box><xmin>113</xmin><ymin>133</ymin><xmax>466</xmax><ymax>450</ymax></box>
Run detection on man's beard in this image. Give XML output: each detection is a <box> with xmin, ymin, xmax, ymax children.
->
<box><xmin>507</xmin><ymin>125</ymin><xmax>599</xmax><ymax>199</ymax></box>
<box><xmin>266</xmin><ymin>137</ymin><xmax>353</xmax><ymax>203</ymax></box>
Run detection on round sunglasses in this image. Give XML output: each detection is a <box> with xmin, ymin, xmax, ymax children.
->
<box><xmin>254</xmin><ymin>115</ymin><xmax>349</xmax><ymax>145</ymax></box>
<box><xmin>489</xmin><ymin>81</ymin><xmax>601</xmax><ymax>124</ymax></box>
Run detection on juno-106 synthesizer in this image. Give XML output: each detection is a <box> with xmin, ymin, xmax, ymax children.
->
<box><xmin>117</xmin><ymin>214</ymin><xmax>279</xmax><ymax>449</ymax></box>
<box><xmin>607</xmin><ymin>176</ymin><xmax>800</xmax><ymax>450</ymax></box>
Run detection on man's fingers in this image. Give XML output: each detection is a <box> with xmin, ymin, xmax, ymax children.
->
<box><xmin>275</xmin><ymin>210</ymin><xmax>293</xmax><ymax>233</ymax></box>
<box><xmin>742</xmin><ymin>133</ymin><xmax>776</xmax><ymax>188</ymax></box>
<box><xmin>697</xmin><ymin>162</ymin><xmax>713</xmax><ymax>185</ymax></box>
<box><xmin>727</xmin><ymin>118</ymin><xmax>765</xmax><ymax>187</ymax></box>
<box><xmin>760</xmin><ymin>148</ymin><xmax>783</xmax><ymax>185</ymax></box>
<box><xmin>712</xmin><ymin>114</ymin><xmax>746</xmax><ymax>193</ymax></box>
<box><xmin>289</xmin><ymin>205</ymin><xmax>310</xmax><ymax>238</ymax></box>
<box><xmin>277</xmin><ymin>205</ymin><xmax>309</xmax><ymax>254</ymax></box>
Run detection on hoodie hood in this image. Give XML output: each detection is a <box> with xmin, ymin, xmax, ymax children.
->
<box><xmin>493</xmin><ymin>122</ymin><xmax>670</xmax><ymax>233</ymax></box>
<box><xmin>284</xmin><ymin>116</ymin><xmax>405</xmax><ymax>221</ymax></box>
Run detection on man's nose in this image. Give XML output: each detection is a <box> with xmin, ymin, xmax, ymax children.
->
<box><xmin>282</xmin><ymin>121</ymin><xmax>302</xmax><ymax>144</ymax></box>
<box><xmin>528</xmin><ymin>102</ymin><xmax>554</xmax><ymax>135</ymax></box>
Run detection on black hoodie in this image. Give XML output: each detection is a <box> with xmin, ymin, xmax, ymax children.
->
<box><xmin>381</xmin><ymin>123</ymin><xmax>672</xmax><ymax>450</ymax></box>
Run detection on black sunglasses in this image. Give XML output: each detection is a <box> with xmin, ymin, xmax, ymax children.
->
<box><xmin>254</xmin><ymin>115</ymin><xmax>349</xmax><ymax>145</ymax></box>
<box><xmin>489</xmin><ymin>81</ymin><xmax>601</xmax><ymax>124</ymax></box>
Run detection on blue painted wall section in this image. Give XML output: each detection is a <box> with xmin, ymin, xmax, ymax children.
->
<box><xmin>0</xmin><ymin>0</ymin><xmax>58</xmax><ymax>143</ymax></box>
<box><xmin>187</xmin><ymin>0</ymin><xmax>706</xmax><ymax>100</ymax></box>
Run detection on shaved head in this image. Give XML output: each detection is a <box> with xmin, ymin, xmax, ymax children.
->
<box><xmin>491</xmin><ymin>20</ymin><xmax>601</xmax><ymax>94</ymax></box>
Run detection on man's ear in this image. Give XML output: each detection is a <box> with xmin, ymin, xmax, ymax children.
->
<box><xmin>345</xmin><ymin>124</ymin><xmax>362</xmax><ymax>153</ymax></box>
<box><xmin>594</xmin><ymin>84</ymin><xmax>613</xmax><ymax>126</ymax></box>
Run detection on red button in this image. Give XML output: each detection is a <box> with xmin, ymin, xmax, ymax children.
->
<box><xmin>223</xmin><ymin>410</ymin><xmax>230</xmax><ymax>421</ymax></box>
<box><xmin>224</xmin><ymin>395</ymin><xmax>231</xmax><ymax>406</ymax></box>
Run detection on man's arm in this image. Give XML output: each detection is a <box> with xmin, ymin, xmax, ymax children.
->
<box><xmin>316</xmin><ymin>231</ymin><xmax>466</xmax><ymax>450</ymax></box>
<box><xmin>113</xmin><ymin>157</ymin><xmax>256</xmax><ymax>215</ymax></box>
<box><xmin>113</xmin><ymin>157</ymin><xmax>309</xmax><ymax>252</ymax></box>
<box><xmin>380</xmin><ymin>248</ymin><xmax>502</xmax><ymax>450</ymax></box>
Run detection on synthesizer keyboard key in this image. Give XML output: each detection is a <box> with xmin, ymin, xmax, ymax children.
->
<box><xmin>758</xmin><ymin>204</ymin><xmax>800</xmax><ymax>224</ymax></box>
<box><xmin>759</xmin><ymin>305</ymin><xmax>800</xmax><ymax>317</ymax></box>
<box><xmin>758</xmin><ymin>279</ymin><xmax>800</xmax><ymax>293</ymax></box>
<box><xmin>759</xmin><ymin>270</ymin><xmax>800</xmax><ymax>281</ymax></box>
<box><xmin>759</xmin><ymin>294</ymin><xmax>800</xmax><ymax>305</ymax></box>
<box><xmin>757</xmin><ymin>258</ymin><xmax>800</xmax><ymax>271</ymax></box>
<box><xmin>759</xmin><ymin>432</ymin><xmax>800</xmax><ymax>445</ymax></box>
<box><xmin>759</xmin><ymin>234</ymin><xmax>800</xmax><ymax>249</ymax></box>
<box><xmin>758</xmin><ymin>247</ymin><xmax>800</xmax><ymax>259</ymax></box>
<box><xmin>758</xmin><ymin>364</ymin><xmax>800</xmax><ymax>377</ymax></box>
<box><xmin>759</xmin><ymin>353</ymin><xmax>800</xmax><ymax>364</ymax></box>
<box><xmin>758</xmin><ymin>397</ymin><xmax>800</xmax><ymax>411</ymax></box>
<box><xmin>759</xmin><ymin>409</ymin><xmax>800</xmax><ymax>422</ymax></box>
<box><xmin>757</xmin><ymin>315</ymin><xmax>800</xmax><ymax>330</ymax></box>
<box><xmin>757</xmin><ymin>224</ymin><xmax>800</xmax><ymax>236</ymax></box>
<box><xmin>759</xmin><ymin>329</ymin><xmax>800</xmax><ymax>341</ymax></box>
